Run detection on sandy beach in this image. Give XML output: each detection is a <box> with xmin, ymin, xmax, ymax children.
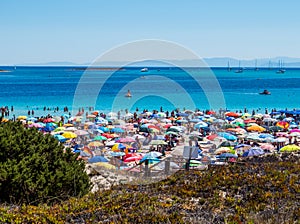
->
<box><xmin>2</xmin><ymin>106</ymin><xmax>299</xmax><ymax>185</ymax></box>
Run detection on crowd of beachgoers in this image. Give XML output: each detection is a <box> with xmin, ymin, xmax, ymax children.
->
<box><xmin>2</xmin><ymin>105</ymin><xmax>300</xmax><ymax>171</ymax></box>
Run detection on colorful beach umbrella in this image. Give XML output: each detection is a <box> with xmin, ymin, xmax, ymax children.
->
<box><xmin>276</xmin><ymin>121</ymin><xmax>289</xmax><ymax>129</ymax></box>
<box><xmin>247</xmin><ymin>125</ymin><xmax>266</xmax><ymax>132</ymax></box>
<box><xmin>88</xmin><ymin>141</ymin><xmax>104</xmax><ymax>147</ymax></box>
<box><xmin>17</xmin><ymin>115</ymin><xmax>27</xmax><ymax>120</ymax></box>
<box><xmin>112</xmin><ymin>143</ymin><xmax>127</xmax><ymax>152</ymax></box>
<box><xmin>217</xmin><ymin>153</ymin><xmax>238</xmax><ymax>159</ymax></box>
<box><xmin>149</xmin><ymin>140</ymin><xmax>168</xmax><ymax>145</ymax></box>
<box><xmin>165</xmin><ymin>131</ymin><xmax>180</xmax><ymax>136</ymax></box>
<box><xmin>215</xmin><ymin>147</ymin><xmax>231</xmax><ymax>155</ymax></box>
<box><xmin>53</xmin><ymin>134</ymin><xmax>67</xmax><ymax>142</ymax></box>
<box><xmin>217</xmin><ymin>132</ymin><xmax>237</xmax><ymax>141</ymax></box>
<box><xmin>111</xmin><ymin>127</ymin><xmax>125</xmax><ymax>133</ymax></box>
<box><xmin>88</xmin><ymin>156</ymin><xmax>109</xmax><ymax>163</ymax></box>
<box><xmin>268</xmin><ymin>126</ymin><xmax>283</xmax><ymax>132</ymax></box>
<box><xmin>280</xmin><ymin>144</ymin><xmax>300</xmax><ymax>152</ymax></box>
<box><xmin>53</xmin><ymin>127</ymin><xmax>66</xmax><ymax>132</ymax></box>
<box><xmin>62</xmin><ymin>132</ymin><xmax>77</xmax><ymax>139</ymax></box>
<box><xmin>194</xmin><ymin>121</ymin><xmax>208</xmax><ymax>129</ymax></box>
<box><xmin>116</xmin><ymin>137</ymin><xmax>136</xmax><ymax>143</ymax></box>
<box><xmin>225</xmin><ymin>112</ymin><xmax>240</xmax><ymax>118</ymax></box>
<box><xmin>93</xmin><ymin>135</ymin><xmax>107</xmax><ymax>141</ymax></box>
<box><xmin>260</xmin><ymin>143</ymin><xmax>276</xmax><ymax>152</ymax></box>
<box><xmin>74</xmin><ymin>130</ymin><xmax>89</xmax><ymax>136</ymax></box>
<box><xmin>242</xmin><ymin>147</ymin><xmax>264</xmax><ymax>157</ymax></box>
<box><xmin>102</xmin><ymin>133</ymin><xmax>116</xmax><ymax>139</ymax></box>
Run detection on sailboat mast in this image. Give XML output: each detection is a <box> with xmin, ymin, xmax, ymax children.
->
<box><xmin>227</xmin><ymin>61</ymin><xmax>231</xmax><ymax>71</ymax></box>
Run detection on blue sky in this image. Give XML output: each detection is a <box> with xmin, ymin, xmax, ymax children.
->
<box><xmin>0</xmin><ymin>0</ymin><xmax>299</xmax><ymax>64</ymax></box>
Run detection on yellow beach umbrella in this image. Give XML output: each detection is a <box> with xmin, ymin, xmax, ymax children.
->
<box><xmin>93</xmin><ymin>162</ymin><xmax>115</xmax><ymax>170</ymax></box>
<box><xmin>280</xmin><ymin>144</ymin><xmax>300</xmax><ymax>152</ymax></box>
<box><xmin>88</xmin><ymin>141</ymin><xmax>104</xmax><ymax>147</ymax></box>
<box><xmin>1</xmin><ymin>118</ymin><xmax>9</xmax><ymax>122</ymax></box>
<box><xmin>247</xmin><ymin>125</ymin><xmax>266</xmax><ymax>132</ymax></box>
<box><xmin>63</xmin><ymin>123</ymin><xmax>74</xmax><ymax>127</ymax></box>
<box><xmin>62</xmin><ymin>132</ymin><xmax>77</xmax><ymax>139</ymax></box>
<box><xmin>17</xmin><ymin>115</ymin><xmax>27</xmax><ymax>120</ymax></box>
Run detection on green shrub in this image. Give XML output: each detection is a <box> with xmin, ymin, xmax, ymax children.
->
<box><xmin>0</xmin><ymin>121</ymin><xmax>90</xmax><ymax>205</ymax></box>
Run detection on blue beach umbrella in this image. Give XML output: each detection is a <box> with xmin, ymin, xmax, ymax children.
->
<box><xmin>259</xmin><ymin>133</ymin><xmax>274</xmax><ymax>139</ymax></box>
<box><xmin>216</xmin><ymin>153</ymin><xmax>238</xmax><ymax>159</ymax></box>
<box><xmin>217</xmin><ymin>132</ymin><xmax>237</xmax><ymax>141</ymax></box>
<box><xmin>141</xmin><ymin>151</ymin><xmax>162</xmax><ymax>160</ymax></box>
<box><xmin>109</xmin><ymin>151</ymin><xmax>126</xmax><ymax>157</ymax></box>
<box><xmin>176</xmin><ymin>113</ymin><xmax>189</xmax><ymax>117</ymax></box>
<box><xmin>88</xmin><ymin>156</ymin><xmax>109</xmax><ymax>163</ymax></box>
<box><xmin>27</xmin><ymin>117</ymin><xmax>37</xmax><ymax>122</ymax></box>
<box><xmin>234</xmin><ymin>143</ymin><xmax>251</xmax><ymax>149</ymax></box>
<box><xmin>140</xmin><ymin>157</ymin><xmax>161</xmax><ymax>163</ymax></box>
<box><xmin>176</xmin><ymin>119</ymin><xmax>188</xmax><ymax>124</ymax></box>
<box><xmin>194</xmin><ymin>121</ymin><xmax>208</xmax><ymax>129</ymax></box>
<box><xmin>111</xmin><ymin>127</ymin><xmax>125</xmax><ymax>133</ymax></box>
<box><xmin>216</xmin><ymin>152</ymin><xmax>238</xmax><ymax>158</ymax></box>
<box><xmin>53</xmin><ymin>134</ymin><xmax>67</xmax><ymax>142</ymax></box>
<box><xmin>226</xmin><ymin>117</ymin><xmax>235</xmax><ymax>121</ymax></box>
<box><xmin>189</xmin><ymin>118</ymin><xmax>202</xmax><ymax>123</ymax></box>
<box><xmin>242</xmin><ymin>147</ymin><xmax>264</xmax><ymax>157</ymax></box>
<box><xmin>140</xmin><ymin>151</ymin><xmax>162</xmax><ymax>163</ymax></box>
<box><xmin>98</xmin><ymin>126</ymin><xmax>109</xmax><ymax>133</ymax></box>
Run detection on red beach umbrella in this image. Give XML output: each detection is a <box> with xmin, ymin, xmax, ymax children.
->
<box><xmin>276</xmin><ymin>121</ymin><xmax>289</xmax><ymax>129</ymax></box>
<box><xmin>225</xmin><ymin>112</ymin><xmax>240</xmax><ymax>118</ymax></box>
<box><xmin>43</xmin><ymin>118</ymin><xmax>55</xmax><ymax>123</ymax></box>
<box><xmin>163</xmin><ymin>124</ymin><xmax>173</xmax><ymax>129</ymax></box>
<box><xmin>206</xmin><ymin>110</ymin><xmax>216</xmax><ymax>115</ymax></box>
<box><xmin>207</xmin><ymin>133</ymin><xmax>218</xmax><ymax>140</ymax></box>
<box><xmin>244</xmin><ymin>119</ymin><xmax>257</xmax><ymax>124</ymax></box>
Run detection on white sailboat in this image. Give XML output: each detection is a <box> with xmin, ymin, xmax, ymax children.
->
<box><xmin>235</xmin><ymin>61</ymin><xmax>243</xmax><ymax>73</ymax></box>
<box><xmin>254</xmin><ymin>59</ymin><xmax>259</xmax><ymax>71</ymax></box>
<box><xmin>227</xmin><ymin>61</ymin><xmax>231</xmax><ymax>72</ymax></box>
<box><xmin>276</xmin><ymin>60</ymin><xmax>285</xmax><ymax>74</ymax></box>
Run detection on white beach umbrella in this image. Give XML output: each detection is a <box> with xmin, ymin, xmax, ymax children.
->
<box><xmin>65</xmin><ymin>126</ymin><xmax>78</xmax><ymax>131</ymax></box>
<box><xmin>124</xmin><ymin>112</ymin><xmax>134</xmax><ymax>118</ymax></box>
<box><xmin>263</xmin><ymin>118</ymin><xmax>276</xmax><ymax>122</ymax></box>
<box><xmin>275</xmin><ymin>137</ymin><xmax>288</xmax><ymax>143</ymax></box>
<box><xmin>108</xmin><ymin>112</ymin><xmax>117</xmax><ymax>117</ymax></box>
<box><xmin>161</xmin><ymin>118</ymin><xmax>172</xmax><ymax>123</ymax></box>
<box><xmin>132</xmin><ymin>134</ymin><xmax>146</xmax><ymax>140</ymax></box>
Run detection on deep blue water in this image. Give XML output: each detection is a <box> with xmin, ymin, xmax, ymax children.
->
<box><xmin>0</xmin><ymin>66</ymin><xmax>300</xmax><ymax>116</ymax></box>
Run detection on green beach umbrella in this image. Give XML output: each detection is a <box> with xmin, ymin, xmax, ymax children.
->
<box><xmin>53</xmin><ymin>127</ymin><xmax>65</xmax><ymax>132</ymax></box>
<box><xmin>165</xmin><ymin>131</ymin><xmax>179</xmax><ymax>136</ymax></box>
<box><xmin>94</xmin><ymin>135</ymin><xmax>107</xmax><ymax>141</ymax></box>
<box><xmin>150</xmin><ymin>140</ymin><xmax>168</xmax><ymax>145</ymax></box>
<box><xmin>280</xmin><ymin>144</ymin><xmax>300</xmax><ymax>152</ymax></box>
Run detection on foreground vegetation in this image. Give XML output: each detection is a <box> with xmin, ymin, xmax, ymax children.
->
<box><xmin>0</xmin><ymin>121</ymin><xmax>90</xmax><ymax>205</ymax></box>
<box><xmin>0</xmin><ymin>153</ymin><xmax>299</xmax><ymax>223</ymax></box>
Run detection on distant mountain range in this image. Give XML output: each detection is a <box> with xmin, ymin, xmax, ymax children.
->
<box><xmin>203</xmin><ymin>57</ymin><xmax>300</xmax><ymax>68</ymax></box>
<box><xmin>15</xmin><ymin>57</ymin><xmax>300</xmax><ymax>67</ymax></box>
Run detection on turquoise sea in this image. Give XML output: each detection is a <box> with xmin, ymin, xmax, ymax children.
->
<box><xmin>0</xmin><ymin>66</ymin><xmax>300</xmax><ymax>117</ymax></box>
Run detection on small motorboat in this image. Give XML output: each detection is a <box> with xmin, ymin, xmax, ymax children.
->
<box><xmin>259</xmin><ymin>90</ymin><xmax>271</xmax><ymax>95</ymax></box>
<box><xmin>125</xmin><ymin>90</ymin><xmax>132</xmax><ymax>98</ymax></box>
<box><xmin>140</xmin><ymin>68</ymin><xmax>148</xmax><ymax>72</ymax></box>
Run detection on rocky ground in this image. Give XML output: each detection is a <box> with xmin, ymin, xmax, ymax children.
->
<box><xmin>0</xmin><ymin>152</ymin><xmax>299</xmax><ymax>223</ymax></box>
